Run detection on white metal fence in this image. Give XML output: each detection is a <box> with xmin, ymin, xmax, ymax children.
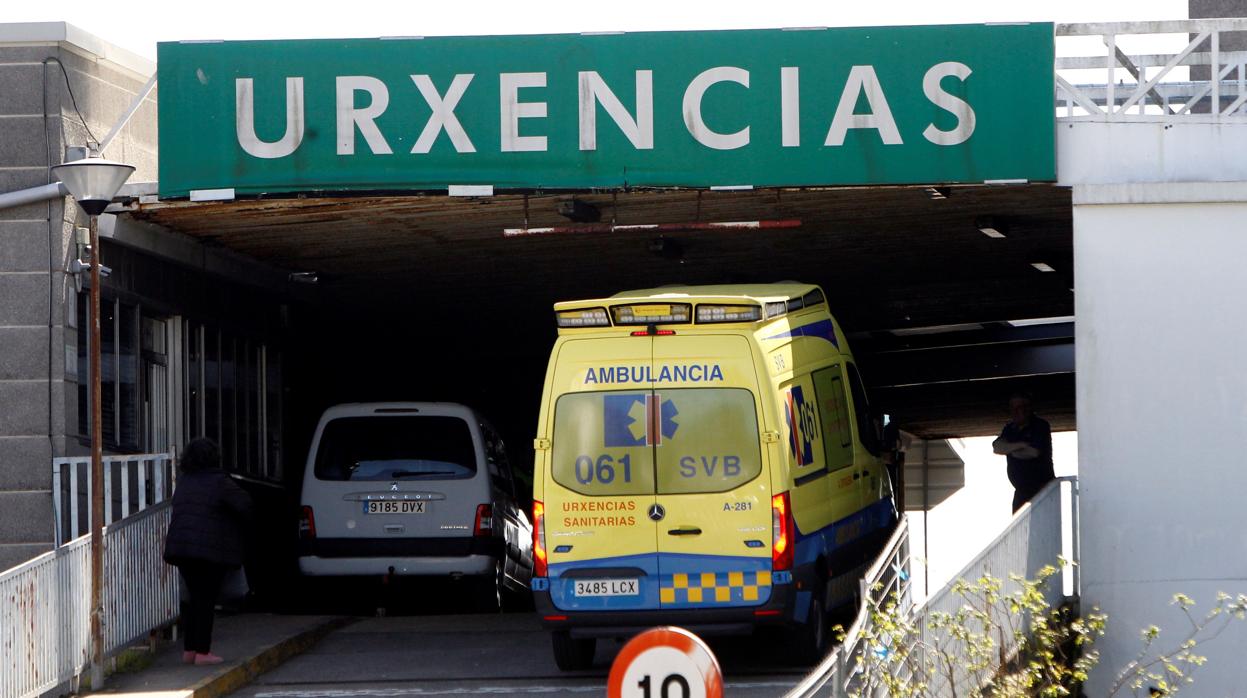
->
<box><xmin>786</xmin><ymin>517</ymin><xmax>915</xmax><ymax>698</ymax></box>
<box><xmin>787</xmin><ymin>477</ymin><xmax>1078</xmax><ymax>698</ymax></box>
<box><xmin>1056</xmin><ymin>19</ymin><xmax>1247</xmax><ymax>120</ymax></box>
<box><xmin>52</xmin><ymin>452</ymin><xmax>175</xmax><ymax>546</ymax></box>
<box><xmin>0</xmin><ymin>503</ymin><xmax>179</xmax><ymax>698</ymax></box>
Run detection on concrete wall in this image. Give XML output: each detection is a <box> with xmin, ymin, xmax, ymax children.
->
<box><xmin>1058</xmin><ymin>121</ymin><xmax>1247</xmax><ymax>185</ymax></box>
<box><xmin>1074</xmin><ymin>189</ymin><xmax>1247</xmax><ymax>696</ymax></box>
<box><xmin>0</xmin><ymin>25</ymin><xmax>155</xmax><ymax>571</ymax></box>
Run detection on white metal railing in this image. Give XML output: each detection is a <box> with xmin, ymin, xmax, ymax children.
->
<box><xmin>786</xmin><ymin>517</ymin><xmax>915</xmax><ymax>698</ymax></box>
<box><xmin>52</xmin><ymin>452</ymin><xmax>175</xmax><ymax>546</ymax></box>
<box><xmin>102</xmin><ymin>503</ymin><xmax>180</xmax><ymax>652</ymax></box>
<box><xmin>0</xmin><ymin>502</ymin><xmax>178</xmax><ymax>698</ymax></box>
<box><xmin>1056</xmin><ymin>19</ymin><xmax>1247</xmax><ymax>120</ymax></box>
<box><xmin>787</xmin><ymin>477</ymin><xmax>1078</xmax><ymax>698</ymax></box>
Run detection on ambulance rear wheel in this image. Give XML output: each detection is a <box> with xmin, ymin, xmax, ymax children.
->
<box><xmin>552</xmin><ymin>631</ymin><xmax>596</xmax><ymax>671</ymax></box>
<box><xmin>790</xmin><ymin>586</ymin><xmax>830</xmax><ymax>665</ymax></box>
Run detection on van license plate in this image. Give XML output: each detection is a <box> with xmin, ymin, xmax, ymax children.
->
<box><xmin>574</xmin><ymin>579</ymin><xmax>639</xmax><ymax>597</ymax></box>
<box><xmin>365</xmin><ymin>501</ymin><xmax>426</xmax><ymax>514</ymax></box>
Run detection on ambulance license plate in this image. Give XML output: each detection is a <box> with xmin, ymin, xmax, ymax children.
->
<box><xmin>574</xmin><ymin>579</ymin><xmax>639</xmax><ymax>597</ymax></box>
<box><xmin>365</xmin><ymin>501</ymin><xmax>425</xmax><ymax>514</ymax></box>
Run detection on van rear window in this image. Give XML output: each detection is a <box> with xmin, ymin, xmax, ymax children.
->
<box><xmin>313</xmin><ymin>416</ymin><xmax>476</xmax><ymax>481</ymax></box>
<box><xmin>552</xmin><ymin>389</ymin><xmax>761</xmax><ymax>496</ymax></box>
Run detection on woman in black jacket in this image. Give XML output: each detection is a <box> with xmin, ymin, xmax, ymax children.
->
<box><xmin>163</xmin><ymin>438</ymin><xmax>253</xmax><ymax>665</ymax></box>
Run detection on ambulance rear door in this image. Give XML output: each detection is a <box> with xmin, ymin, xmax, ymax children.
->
<box><xmin>650</xmin><ymin>334</ymin><xmax>774</xmax><ymax>610</ymax></box>
<box><xmin>543</xmin><ymin>336</ymin><xmax>661</xmax><ymax>611</ymax></box>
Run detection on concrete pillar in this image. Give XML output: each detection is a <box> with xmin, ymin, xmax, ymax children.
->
<box><xmin>1074</xmin><ymin>186</ymin><xmax>1247</xmax><ymax>696</ymax></box>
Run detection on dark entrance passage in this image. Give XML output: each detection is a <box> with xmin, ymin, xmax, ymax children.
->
<box><xmin>130</xmin><ymin>184</ymin><xmax>1073</xmax><ymax>464</ymax></box>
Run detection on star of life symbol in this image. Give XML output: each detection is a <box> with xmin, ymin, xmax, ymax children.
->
<box><xmin>603</xmin><ymin>393</ymin><xmax>679</xmax><ymax>447</ymax></box>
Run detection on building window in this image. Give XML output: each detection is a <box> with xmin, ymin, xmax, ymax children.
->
<box><xmin>142</xmin><ymin>317</ymin><xmax>169</xmax><ymax>452</ymax></box>
<box><xmin>78</xmin><ymin>295</ymin><xmax>144</xmax><ymax>453</ymax></box>
<box><xmin>181</xmin><ymin>321</ymin><xmax>283</xmax><ymax>481</ymax></box>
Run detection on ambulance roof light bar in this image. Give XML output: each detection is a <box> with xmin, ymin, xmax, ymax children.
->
<box><xmin>555</xmin><ymin>308</ymin><xmax>610</xmax><ymax>328</ymax></box>
<box><xmin>611</xmin><ymin>303</ymin><xmax>691</xmax><ymax>326</ymax></box>
<box><xmin>695</xmin><ymin>304</ymin><xmax>762</xmax><ymax>324</ymax></box>
<box><xmin>764</xmin><ymin>289</ymin><xmax>826</xmax><ymax>319</ymax></box>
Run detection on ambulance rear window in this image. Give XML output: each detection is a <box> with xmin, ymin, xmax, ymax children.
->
<box><xmin>552</xmin><ymin>391</ymin><xmax>655</xmax><ymax>497</ymax></box>
<box><xmin>654</xmin><ymin>388</ymin><xmax>761</xmax><ymax>494</ymax></box>
<box><xmin>313</xmin><ymin>416</ymin><xmax>477</xmax><ymax>481</ymax></box>
<box><xmin>550</xmin><ymin>389</ymin><xmax>761</xmax><ymax>496</ymax></box>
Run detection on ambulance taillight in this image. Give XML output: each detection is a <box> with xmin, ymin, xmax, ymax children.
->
<box><xmin>771</xmin><ymin>493</ymin><xmax>793</xmax><ymax>571</ymax></box>
<box><xmin>299</xmin><ymin>506</ymin><xmax>316</xmax><ymax>540</ymax></box>
<box><xmin>474</xmin><ymin>504</ymin><xmax>493</xmax><ymax>536</ymax></box>
<box><xmin>533</xmin><ymin>500</ymin><xmax>548</xmax><ymax>577</ymax></box>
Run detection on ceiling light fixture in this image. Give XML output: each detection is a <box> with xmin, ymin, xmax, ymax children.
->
<box><xmin>976</xmin><ymin>216</ymin><xmax>1006</xmax><ymax>238</ymax></box>
<box><xmin>1031</xmin><ymin>262</ymin><xmax>1056</xmax><ymax>272</ymax></box>
<box><xmin>502</xmin><ymin>219</ymin><xmax>802</xmax><ymax>237</ymax></box>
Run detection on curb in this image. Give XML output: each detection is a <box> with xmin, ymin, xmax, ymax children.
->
<box><xmin>184</xmin><ymin>617</ymin><xmax>355</xmax><ymax>698</ymax></box>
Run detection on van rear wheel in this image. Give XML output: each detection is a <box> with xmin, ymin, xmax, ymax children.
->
<box><xmin>473</xmin><ymin>560</ymin><xmax>504</xmax><ymax>613</ymax></box>
<box><xmin>552</xmin><ymin>631</ymin><xmax>596</xmax><ymax>670</ymax></box>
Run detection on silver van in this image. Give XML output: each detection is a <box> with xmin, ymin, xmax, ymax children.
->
<box><xmin>297</xmin><ymin>402</ymin><xmax>532</xmax><ymax>606</ymax></box>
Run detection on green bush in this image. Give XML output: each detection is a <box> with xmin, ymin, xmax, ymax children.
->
<box><xmin>843</xmin><ymin>563</ymin><xmax>1247</xmax><ymax>697</ymax></box>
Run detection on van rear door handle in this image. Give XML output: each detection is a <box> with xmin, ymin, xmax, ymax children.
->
<box><xmin>668</xmin><ymin>527</ymin><xmax>702</xmax><ymax>536</ymax></box>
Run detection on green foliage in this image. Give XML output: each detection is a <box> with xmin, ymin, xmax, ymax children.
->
<box><xmin>840</xmin><ymin>562</ymin><xmax>1247</xmax><ymax>698</ymax></box>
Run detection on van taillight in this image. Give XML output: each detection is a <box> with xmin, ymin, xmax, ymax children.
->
<box><xmin>771</xmin><ymin>492</ymin><xmax>793</xmax><ymax>571</ymax></box>
<box><xmin>299</xmin><ymin>506</ymin><xmax>316</xmax><ymax>540</ymax></box>
<box><xmin>533</xmin><ymin>500</ymin><xmax>548</xmax><ymax>577</ymax></box>
<box><xmin>474</xmin><ymin>504</ymin><xmax>493</xmax><ymax>536</ymax></box>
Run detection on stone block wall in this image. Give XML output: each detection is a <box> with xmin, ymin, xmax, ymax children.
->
<box><xmin>0</xmin><ymin>26</ymin><xmax>155</xmax><ymax>570</ymax></box>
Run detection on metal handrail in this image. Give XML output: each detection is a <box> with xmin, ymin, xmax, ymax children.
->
<box><xmin>786</xmin><ymin>516</ymin><xmax>913</xmax><ymax>698</ymax></box>
<box><xmin>52</xmin><ymin>452</ymin><xmax>175</xmax><ymax>545</ymax></box>
<box><xmin>1</xmin><ymin>502</ymin><xmax>178</xmax><ymax>698</ymax></box>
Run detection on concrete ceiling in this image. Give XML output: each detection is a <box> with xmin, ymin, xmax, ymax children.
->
<box><xmin>123</xmin><ymin>183</ymin><xmax>1075</xmax><ymax>438</ymax></box>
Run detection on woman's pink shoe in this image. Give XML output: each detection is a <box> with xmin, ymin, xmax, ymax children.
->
<box><xmin>182</xmin><ymin>651</ymin><xmax>196</xmax><ymax>664</ymax></box>
<box><xmin>194</xmin><ymin>653</ymin><xmax>224</xmax><ymax>665</ymax></box>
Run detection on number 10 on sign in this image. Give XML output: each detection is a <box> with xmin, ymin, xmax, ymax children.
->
<box><xmin>607</xmin><ymin>627</ymin><xmax>723</xmax><ymax>698</ymax></box>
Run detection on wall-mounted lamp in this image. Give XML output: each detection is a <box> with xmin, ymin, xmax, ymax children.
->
<box><xmin>69</xmin><ymin>226</ymin><xmax>112</xmax><ymax>292</ymax></box>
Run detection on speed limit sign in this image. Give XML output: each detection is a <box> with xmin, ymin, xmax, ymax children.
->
<box><xmin>607</xmin><ymin>627</ymin><xmax>723</xmax><ymax>698</ymax></box>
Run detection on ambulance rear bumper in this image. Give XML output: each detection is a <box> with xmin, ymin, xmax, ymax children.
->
<box><xmin>533</xmin><ymin>583</ymin><xmax>797</xmax><ymax>639</ymax></box>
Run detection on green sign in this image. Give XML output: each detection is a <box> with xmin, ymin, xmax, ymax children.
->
<box><xmin>157</xmin><ymin>24</ymin><xmax>1054</xmax><ymax>198</ymax></box>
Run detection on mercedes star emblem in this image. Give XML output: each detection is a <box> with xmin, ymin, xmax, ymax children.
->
<box><xmin>647</xmin><ymin>503</ymin><xmax>666</xmax><ymax>521</ymax></box>
<box><xmin>390</xmin><ymin>482</ymin><xmax>399</xmax><ymax>491</ymax></box>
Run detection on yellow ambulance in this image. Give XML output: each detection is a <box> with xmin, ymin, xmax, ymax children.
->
<box><xmin>530</xmin><ymin>284</ymin><xmax>897</xmax><ymax>669</ymax></box>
